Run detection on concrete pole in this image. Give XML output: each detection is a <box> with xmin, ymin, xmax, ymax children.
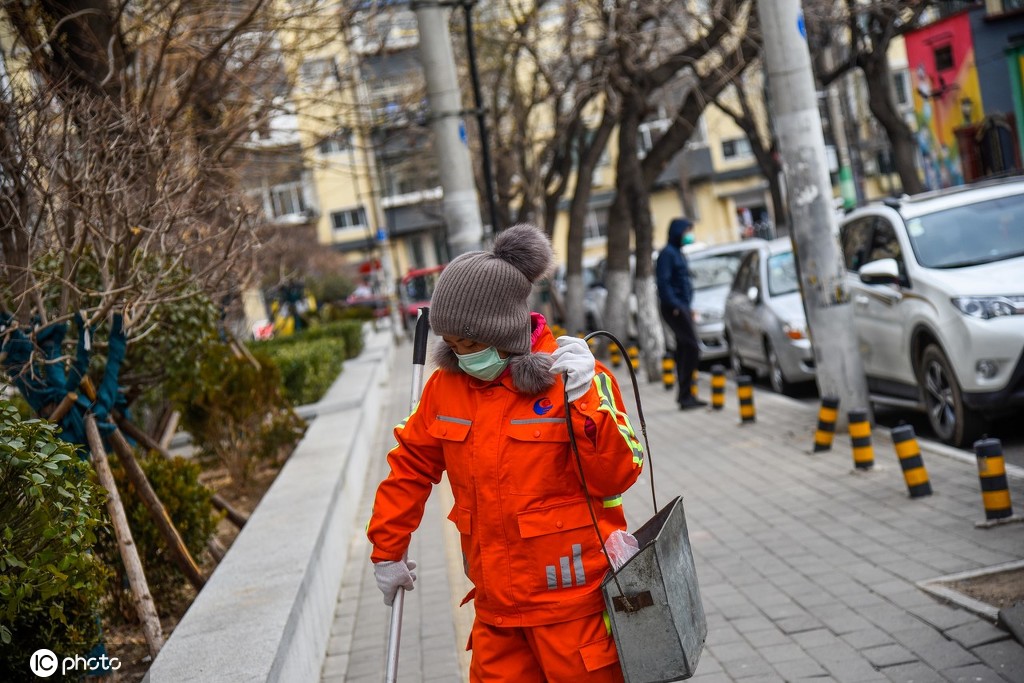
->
<box><xmin>413</xmin><ymin>0</ymin><xmax>484</xmax><ymax>256</ymax></box>
<box><xmin>757</xmin><ymin>1</ymin><xmax>870</xmax><ymax>425</ymax></box>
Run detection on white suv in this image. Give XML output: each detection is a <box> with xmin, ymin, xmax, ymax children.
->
<box><xmin>838</xmin><ymin>177</ymin><xmax>1024</xmax><ymax>447</ymax></box>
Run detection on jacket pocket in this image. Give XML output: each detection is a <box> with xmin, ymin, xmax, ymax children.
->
<box><xmin>446</xmin><ymin>503</ymin><xmax>472</xmax><ymax>535</ymax></box>
<box><xmin>429</xmin><ymin>415</ymin><xmax>471</xmax><ymax>486</ymax></box>
<box><xmin>517</xmin><ymin>500</ymin><xmax>592</xmax><ymax>539</ymax></box>
<box><xmin>504</xmin><ymin>419</ymin><xmax>574</xmax><ymax>494</ymax></box>
<box><xmin>515</xmin><ymin>500</ymin><xmax>603</xmax><ymax>594</ymax></box>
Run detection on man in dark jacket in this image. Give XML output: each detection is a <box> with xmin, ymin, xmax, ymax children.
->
<box><xmin>656</xmin><ymin>218</ymin><xmax>706</xmax><ymax>410</ymax></box>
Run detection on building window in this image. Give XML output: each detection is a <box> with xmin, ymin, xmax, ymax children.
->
<box><xmin>269</xmin><ymin>182</ymin><xmax>307</xmax><ymax>218</ymax></box>
<box><xmin>721</xmin><ymin>137</ymin><xmax>752</xmax><ymax>160</ymax></box>
<box><xmin>892</xmin><ymin>69</ymin><xmax>911</xmax><ymax>107</ymax></box>
<box><xmin>300</xmin><ymin>58</ymin><xmax>337</xmax><ymax>84</ymax></box>
<box><xmin>331</xmin><ymin>206</ymin><xmax>368</xmax><ymax>231</ymax></box>
<box><xmin>584</xmin><ymin>207</ymin><xmax>608</xmax><ymax>240</ymax></box>
<box><xmin>318</xmin><ymin>131</ymin><xmax>352</xmax><ymax>155</ymax></box>
<box><xmin>638</xmin><ymin>119</ymin><xmax>671</xmax><ymax>159</ymax></box>
<box><xmin>933</xmin><ymin>45</ymin><xmax>954</xmax><ymax>72</ymax></box>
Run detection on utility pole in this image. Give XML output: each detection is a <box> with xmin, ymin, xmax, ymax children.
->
<box><xmin>758</xmin><ymin>1</ymin><xmax>870</xmax><ymax>424</ymax></box>
<box><xmin>412</xmin><ymin>0</ymin><xmax>484</xmax><ymax>256</ymax></box>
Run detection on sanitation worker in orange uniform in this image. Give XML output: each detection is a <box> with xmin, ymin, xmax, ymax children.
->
<box><xmin>367</xmin><ymin>223</ymin><xmax>645</xmax><ymax>682</ymax></box>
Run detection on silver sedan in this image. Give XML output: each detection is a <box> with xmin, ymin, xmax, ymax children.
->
<box><xmin>724</xmin><ymin>238</ymin><xmax>815</xmax><ymax>394</ymax></box>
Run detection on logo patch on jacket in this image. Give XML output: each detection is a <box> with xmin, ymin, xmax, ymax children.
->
<box><xmin>533</xmin><ymin>397</ymin><xmax>554</xmax><ymax>415</ymax></box>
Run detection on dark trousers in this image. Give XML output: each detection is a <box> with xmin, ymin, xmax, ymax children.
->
<box><xmin>661</xmin><ymin>302</ymin><xmax>700</xmax><ymax>404</ymax></box>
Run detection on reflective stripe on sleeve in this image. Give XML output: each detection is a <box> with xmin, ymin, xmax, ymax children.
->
<box><xmin>594</xmin><ymin>373</ymin><xmax>644</xmax><ymax>466</ymax></box>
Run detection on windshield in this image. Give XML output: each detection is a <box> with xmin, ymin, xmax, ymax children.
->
<box><xmin>690</xmin><ymin>253</ymin><xmax>746</xmax><ymax>290</ymax></box>
<box><xmin>908</xmin><ymin>194</ymin><xmax>1024</xmax><ymax>268</ymax></box>
<box><xmin>767</xmin><ymin>251</ymin><xmax>799</xmax><ymax>297</ymax></box>
<box><xmin>404</xmin><ymin>273</ymin><xmax>440</xmax><ymax>301</ymax></box>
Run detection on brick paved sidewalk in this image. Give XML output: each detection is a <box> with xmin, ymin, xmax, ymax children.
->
<box><xmin>322</xmin><ymin>341</ymin><xmax>1024</xmax><ymax>682</ymax></box>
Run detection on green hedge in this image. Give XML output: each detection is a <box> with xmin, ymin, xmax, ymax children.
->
<box><xmin>0</xmin><ymin>402</ymin><xmax>111</xmax><ymax>678</ymax></box>
<box><xmin>173</xmin><ymin>344</ymin><xmax>305</xmax><ymax>483</ymax></box>
<box><xmin>250</xmin><ymin>321</ymin><xmax>364</xmax><ymax>406</ymax></box>
<box><xmin>94</xmin><ymin>451</ymin><xmax>220</xmax><ymax>619</ymax></box>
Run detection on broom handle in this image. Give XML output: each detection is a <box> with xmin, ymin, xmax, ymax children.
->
<box><xmin>385</xmin><ymin>307</ymin><xmax>431</xmax><ymax>683</ymax></box>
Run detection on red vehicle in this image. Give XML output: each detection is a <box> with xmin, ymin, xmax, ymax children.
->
<box><xmin>399</xmin><ymin>265</ymin><xmax>445</xmax><ymax>330</ymax></box>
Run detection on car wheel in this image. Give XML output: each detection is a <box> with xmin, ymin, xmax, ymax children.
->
<box><xmin>726</xmin><ymin>331</ymin><xmax>746</xmax><ymax>376</ymax></box>
<box><xmin>765</xmin><ymin>339</ymin><xmax>792</xmax><ymax>396</ymax></box>
<box><xmin>919</xmin><ymin>344</ymin><xmax>985</xmax><ymax>447</ymax></box>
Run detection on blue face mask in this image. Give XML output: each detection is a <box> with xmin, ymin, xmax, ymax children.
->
<box><xmin>683</xmin><ymin>233</ymin><xmax>695</xmax><ymax>246</ymax></box>
<box><xmin>457</xmin><ymin>346</ymin><xmax>510</xmax><ymax>381</ymax></box>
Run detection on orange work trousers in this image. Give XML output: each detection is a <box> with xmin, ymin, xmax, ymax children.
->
<box><xmin>468</xmin><ymin>611</ymin><xmax>624</xmax><ymax>682</ymax></box>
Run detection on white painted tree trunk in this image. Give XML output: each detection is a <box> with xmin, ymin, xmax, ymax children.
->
<box><xmin>635</xmin><ymin>275</ymin><xmax>666</xmax><ymax>382</ymax></box>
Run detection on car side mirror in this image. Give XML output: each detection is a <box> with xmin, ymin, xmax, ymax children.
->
<box><xmin>859</xmin><ymin>258</ymin><xmax>900</xmax><ymax>286</ymax></box>
<box><xmin>746</xmin><ymin>286</ymin><xmax>759</xmax><ymax>303</ymax></box>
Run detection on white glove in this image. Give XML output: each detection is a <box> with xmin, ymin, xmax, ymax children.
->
<box><xmin>374</xmin><ymin>559</ymin><xmax>417</xmax><ymax>606</ymax></box>
<box><xmin>550</xmin><ymin>336</ymin><xmax>596</xmax><ymax>402</ymax></box>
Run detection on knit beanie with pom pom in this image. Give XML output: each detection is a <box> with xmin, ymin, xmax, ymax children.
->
<box><xmin>428</xmin><ymin>223</ymin><xmax>555</xmax><ymax>355</ymax></box>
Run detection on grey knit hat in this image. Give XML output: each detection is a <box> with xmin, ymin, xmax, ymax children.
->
<box><xmin>429</xmin><ymin>223</ymin><xmax>555</xmax><ymax>354</ymax></box>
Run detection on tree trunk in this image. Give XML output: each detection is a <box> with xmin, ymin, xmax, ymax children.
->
<box><xmin>862</xmin><ymin>57</ymin><xmax>923</xmax><ymax>195</ymax></box>
<box><xmin>107</xmin><ymin>428</ymin><xmax>207</xmax><ymax>590</ymax></box>
<box><xmin>603</xmin><ymin>99</ymin><xmax>644</xmax><ymax>349</ymax></box>
<box><xmin>85</xmin><ymin>414</ymin><xmax>165</xmax><ymax>658</ymax></box>
<box><xmin>116</xmin><ymin>416</ymin><xmax>249</xmax><ymax>530</ymax></box>
<box><xmin>565</xmin><ymin>111</ymin><xmax>615</xmax><ymax>336</ymax></box>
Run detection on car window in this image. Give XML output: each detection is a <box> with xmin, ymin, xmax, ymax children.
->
<box><xmin>690</xmin><ymin>253</ymin><xmax>746</xmax><ymax>290</ymax></box>
<box><xmin>767</xmin><ymin>251</ymin><xmax>799</xmax><ymax>297</ymax></box>
<box><xmin>840</xmin><ymin>217</ymin><xmax>874</xmax><ymax>272</ymax></box>
<box><xmin>908</xmin><ymin>193</ymin><xmax>1024</xmax><ymax>268</ymax></box>
<box><xmin>731</xmin><ymin>252</ymin><xmax>757</xmax><ymax>294</ymax></box>
<box><xmin>868</xmin><ymin>218</ymin><xmax>910</xmax><ymax>286</ymax></box>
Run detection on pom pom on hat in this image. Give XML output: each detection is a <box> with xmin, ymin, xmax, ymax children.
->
<box><xmin>429</xmin><ymin>223</ymin><xmax>555</xmax><ymax>355</ymax></box>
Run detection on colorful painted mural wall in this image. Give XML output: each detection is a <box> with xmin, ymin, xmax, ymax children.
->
<box><xmin>905</xmin><ymin>12</ymin><xmax>983</xmax><ymax>190</ymax></box>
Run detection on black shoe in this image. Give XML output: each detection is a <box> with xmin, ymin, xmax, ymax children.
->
<box><xmin>678</xmin><ymin>397</ymin><xmax>708</xmax><ymax>410</ymax></box>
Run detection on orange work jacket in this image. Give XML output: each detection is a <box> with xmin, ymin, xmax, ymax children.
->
<box><xmin>368</xmin><ymin>323</ymin><xmax>644</xmax><ymax>627</ymax></box>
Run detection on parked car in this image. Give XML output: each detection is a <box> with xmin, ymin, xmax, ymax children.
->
<box><xmin>724</xmin><ymin>238</ymin><xmax>815</xmax><ymax>394</ymax></box>
<box><xmin>686</xmin><ymin>239</ymin><xmax>766</xmax><ymax>360</ymax></box>
<box><xmin>552</xmin><ymin>259</ymin><xmax>604</xmax><ymax>331</ymax></box>
<box><xmin>838</xmin><ymin>177</ymin><xmax>1024</xmax><ymax>447</ymax></box>
<box><xmin>399</xmin><ymin>265</ymin><xmax>445</xmax><ymax>330</ymax></box>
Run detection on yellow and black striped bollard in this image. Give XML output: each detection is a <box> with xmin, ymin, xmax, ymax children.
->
<box><xmin>710</xmin><ymin>365</ymin><xmax>725</xmax><ymax>410</ymax></box>
<box><xmin>610</xmin><ymin>343</ymin><xmax>622</xmax><ymax>368</ymax></box>
<box><xmin>691</xmin><ymin>370</ymin><xmax>699</xmax><ymax>399</ymax></box>
<box><xmin>628</xmin><ymin>345</ymin><xmax>640</xmax><ymax>372</ymax></box>
<box><xmin>813</xmin><ymin>396</ymin><xmax>840</xmax><ymax>452</ymax></box>
<box><xmin>973</xmin><ymin>438</ymin><xmax>1021</xmax><ymax>527</ymax></box>
<box><xmin>662</xmin><ymin>355</ymin><xmax>675</xmax><ymax>391</ymax></box>
<box><xmin>848</xmin><ymin>409</ymin><xmax>874</xmax><ymax>470</ymax></box>
<box><xmin>891</xmin><ymin>424</ymin><xmax>931</xmax><ymax>498</ymax></box>
<box><xmin>736</xmin><ymin>375</ymin><xmax>755</xmax><ymax>424</ymax></box>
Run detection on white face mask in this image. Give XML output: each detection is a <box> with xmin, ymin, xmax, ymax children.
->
<box><xmin>456</xmin><ymin>346</ymin><xmax>510</xmax><ymax>381</ymax></box>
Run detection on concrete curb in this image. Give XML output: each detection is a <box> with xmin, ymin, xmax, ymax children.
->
<box><xmin>145</xmin><ymin>324</ymin><xmax>395</xmax><ymax>683</ymax></box>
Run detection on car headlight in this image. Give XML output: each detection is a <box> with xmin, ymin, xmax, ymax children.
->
<box><xmin>783</xmin><ymin>323</ymin><xmax>807</xmax><ymax>340</ymax></box>
<box><xmin>692</xmin><ymin>309</ymin><xmax>723</xmax><ymax>324</ymax></box>
<box><xmin>951</xmin><ymin>296</ymin><xmax>1024</xmax><ymax>320</ymax></box>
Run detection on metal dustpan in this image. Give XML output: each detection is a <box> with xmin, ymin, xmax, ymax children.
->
<box><xmin>601</xmin><ymin>495</ymin><xmax>706</xmax><ymax>683</ymax></box>
<box><xmin>568</xmin><ymin>332</ymin><xmax>707</xmax><ymax>683</ymax></box>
